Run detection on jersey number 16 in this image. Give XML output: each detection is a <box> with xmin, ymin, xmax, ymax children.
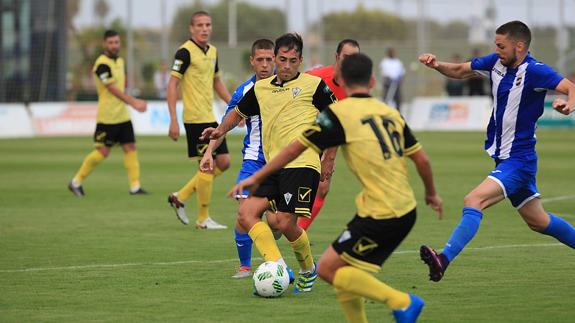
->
<box><xmin>361</xmin><ymin>116</ymin><xmax>403</xmax><ymax>160</ymax></box>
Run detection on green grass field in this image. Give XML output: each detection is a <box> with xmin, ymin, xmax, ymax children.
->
<box><xmin>1</xmin><ymin>131</ymin><xmax>574</xmax><ymax>322</ymax></box>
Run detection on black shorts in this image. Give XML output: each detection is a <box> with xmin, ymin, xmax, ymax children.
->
<box><xmin>253</xmin><ymin>168</ymin><xmax>320</xmax><ymax>217</ymax></box>
<box><xmin>94</xmin><ymin>121</ymin><xmax>135</xmax><ymax>147</ymax></box>
<box><xmin>184</xmin><ymin>122</ymin><xmax>229</xmax><ymax>159</ymax></box>
<box><xmin>332</xmin><ymin>209</ymin><xmax>416</xmax><ymax>272</ymax></box>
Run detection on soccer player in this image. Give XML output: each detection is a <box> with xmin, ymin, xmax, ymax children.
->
<box><xmin>166</xmin><ymin>11</ymin><xmax>232</xmax><ymax>229</ymax></box>
<box><xmin>418</xmin><ymin>20</ymin><xmax>575</xmax><ymax>283</ymax></box>
<box><xmin>230</xmin><ymin>53</ymin><xmax>443</xmax><ymax>322</ymax></box>
<box><xmin>204</xmin><ymin>33</ymin><xmax>337</xmax><ymax>293</ymax></box>
<box><xmin>199</xmin><ymin>39</ymin><xmax>276</xmax><ymax>278</ymax></box>
<box><xmin>300</xmin><ymin>39</ymin><xmax>360</xmax><ymax>231</ymax></box>
<box><xmin>68</xmin><ymin>30</ymin><xmax>148</xmax><ymax>197</ymax></box>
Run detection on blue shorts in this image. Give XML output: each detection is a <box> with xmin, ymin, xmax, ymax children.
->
<box><xmin>487</xmin><ymin>157</ymin><xmax>540</xmax><ymax>208</ymax></box>
<box><xmin>235</xmin><ymin>159</ymin><xmax>266</xmax><ymax>198</ymax></box>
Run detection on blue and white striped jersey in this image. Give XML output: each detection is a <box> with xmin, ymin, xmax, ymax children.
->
<box><xmin>472</xmin><ymin>53</ymin><xmax>563</xmax><ymax>160</ymax></box>
<box><xmin>223</xmin><ymin>75</ymin><xmax>265</xmax><ymax>162</ymax></box>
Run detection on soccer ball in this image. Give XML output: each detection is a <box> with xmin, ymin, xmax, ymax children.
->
<box><xmin>253</xmin><ymin>261</ymin><xmax>290</xmax><ymax>297</ymax></box>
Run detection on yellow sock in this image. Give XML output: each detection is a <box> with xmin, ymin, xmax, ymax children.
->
<box><xmin>333</xmin><ymin>266</ymin><xmax>410</xmax><ymax>310</ymax></box>
<box><xmin>214</xmin><ymin>167</ymin><xmax>223</xmax><ymax>177</ymax></box>
<box><xmin>73</xmin><ymin>150</ymin><xmax>105</xmax><ymax>184</ymax></box>
<box><xmin>289</xmin><ymin>229</ymin><xmax>314</xmax><ymax>272</ymax></box>
<box><xmin>335</xmin><ymin>288</ymin><xmax>367</xmax><ymax>323</ymax></box>
<box><xmin>177</xmin><ymin>173</ymin><xmax>199</xmax><ymax>201</ymax></box>
<box><xmin>123</xmin><ymin>150</ymin><xmax>140</xmax><ymax>190</ymax></box>
<box><xmin>248</xmin><ymin>221</ymin><xmax>282</xmax><ymax>262</ymax></box>
<box><xmin>196</xmin><ymin>171</ymin><xmax>214</xmax><ymax>224</ymax></box>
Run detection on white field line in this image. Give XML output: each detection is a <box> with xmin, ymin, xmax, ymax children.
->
<box><xmin>541</xmin><ymin>195</ymin><xmax>575</xmax><ymax>204</ymax></box>
<box><xmin>0</xmin><ymin>242</ymin><xmax>563</xmax><ymax>274</ymax></box>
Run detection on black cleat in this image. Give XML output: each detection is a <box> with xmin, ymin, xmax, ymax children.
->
<box><xmin>68</xmin><ymin>182</ymin><xmax>85</xmax><ymax>197</ymax></box>
<box><xmin>129</xmin><ymin>188</ymin><xmax>149</xmax><ymax>195</ymax></box>
<box><xmin>420</xmin><ymin>245</ymin><xmax>447</xmax><ymax>282</ymax></box>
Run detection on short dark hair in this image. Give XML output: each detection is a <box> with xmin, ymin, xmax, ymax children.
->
<box><xmin>496</xmin><ymin>20</ymin><xmax>531</xmax><ymax>47</ymax></box>
<box><xmin>336</xmin><ymin>39</ymin><xmax>360</xmax><ymax>54</ymax></box>
<box><xmin>341</xmin><ymin>53</ymin><xmax>372</xmax><ymax>87</ymax></box>
<box><xmin>251</xmin><ymin>39</ymin><xmax>274</xmax><ymax>56</ymax></box>
<box><xmin>190</xmin><ymin>11</ymin><xmax>210</xmax><ymax>25</ymax></box>
<box><xmin>274</xmin><ymin>33</ymin><xmax>303</xmax><ymax>57</ymax></box>
<box><xmin>103</xmin><ymin>30</ymin><xmax>118</xmax><ymax>40</ymax></box>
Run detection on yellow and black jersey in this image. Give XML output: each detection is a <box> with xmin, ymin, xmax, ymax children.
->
<box><xmin>171</xmin><ymin>39</ymin><xmax>220</xmax><ymax>123</ymax></box>
<box><xmin>235</xmin><ymin>72</ymin><xmax>336</xmax><ymax>173</ymax></box>
<box><xmin>298</xmin><ymin>93</ymin><xmax>422</xmax><ymax>219</ymax></box>
<box><xmin>93</xmin><ymin>54</ymin><xmax>130</xmax><ymax>124</ymax></box>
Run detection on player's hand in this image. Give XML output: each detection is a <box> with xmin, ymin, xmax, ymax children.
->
<box><xmin>552</xmin><ymin>98</ymin><xmax>572</xmax><ymax>115</ymax></box>
<box><xmin>425</xmin><ymin>193</ymin><xmax>443</xmax><ymax>220</ymax></box>
<box><xmin>200</xmin><ymin>127</ymin><xmax>221</xmax><ymax>140</ymax></box>
<box><xmin>320</xmin><ymin>158</ymin><xmax>335</xmax><ymax>182</ymax></box>
<box><xmin>132</xmin><ymin>99</ymin><xmax>147</xmax><ymax>112</ymax></box>
<box><xmin>228</xmin><ymin>177</ymin><xmax>260</xmax><ymax>198</ymax></box>
<box><xmin>200</xmin><ymin>153</ymin><xmax>214</xmax><ymax>172</ymax></box>
<box><xmin>168</xmin><ymin>121</ymin><xmax>180</xmax><ymax>141</ymax></box>
<box><xmin>419</xmin><ymin>53</ymin><xmax>439</xmax><ymax>69</ymax></box>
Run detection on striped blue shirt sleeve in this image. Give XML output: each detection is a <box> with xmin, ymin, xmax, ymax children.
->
<box><xmin>471</xmin><ymin>53</ymin><xmax>499</xmax><ymax>71</ymax></box>
<box><xmin>528</xmin><ymin>62</ymin><xmax>564</xmax><ymax>90</ymax></box>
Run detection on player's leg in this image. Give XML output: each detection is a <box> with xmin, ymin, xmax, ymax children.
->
<box><xmin>69</xmin><ymin>124</ymin><xmax>111</xmax><ymax>197</ymax></box>
<box><xmin>119</xmin><ymin>121</ymin><xmax>147</xmax><ymax>195</ymax></box>
<box><xmin>238</xmin><ymin>195</ymin><xmax>285</xmax><ymax>265</ymax></box>
<box><xmin>298</xmin><ymin>176</ymin><xmax>330</xmax><ymax>231</ymax></box>
<box><xmin>518</xmin><ymin>197</ymin><xmax>575</xmax><ymax>248</ymax></box>
<box><xmin>322</xmin><ymin>210</ymin><xmax>422</xmax><ymax>322</ymax></box>
<box><xmin>195</xmin><ymin>126</ymin><xmax>230</xmax><ymax>229</ymax></box>
<box><xmin>276</xmin><ymin>168</ymin><xmax>319</xmax><ymax>292</ymax></box>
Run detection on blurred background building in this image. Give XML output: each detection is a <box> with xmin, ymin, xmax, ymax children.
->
<box><xmin>0</xmin><ymin>0</ymin><xmax>574</xmax><ymax>103</ymax></box>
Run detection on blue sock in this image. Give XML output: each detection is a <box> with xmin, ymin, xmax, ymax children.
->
<box><xmin>542</xmin><ymin>213</ymin><xmax>575</xmax><ymax>248</ymax></box>
<box><xmin>442</xmin><ymin>207</ymin><xmax>483</xmax><ymax>262</ymax></box>
<box><xmin>235</xmin><ymin>228</ymin><xmax>253</xmax><ymax>268</ymax></box>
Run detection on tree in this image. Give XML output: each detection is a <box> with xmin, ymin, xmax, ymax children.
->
<box><xmin>94</xmin><ymin>0</ymin><xmax>110</xmax><ymax>26</ymax></box>
<box><xmin>170</xmin><ymin>0</ymin><xmax>285</xmax><ymax>44</ymax></box>
<box><xmin>321</xmin><ymin>5</ymin><xmax>407</xmax><ymax>41</ymax></box>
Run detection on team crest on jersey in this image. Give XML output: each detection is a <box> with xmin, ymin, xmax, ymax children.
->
<box><xmin>352</xmin><ymin>237</ymin><xmax>378</xmax><ymax>256</ymax></box>
<box><xmin>292</xmin><ymin>87</ymin><xmax>302</xmax><ymax>98</ymax></box>
<box><xmin>283</xmin><ymin>192</ymin><xmax>293</xmax><ymax>205</ymax></box>
<box><xmin>172</xmin><ymin>59</ymin><xmax>183</xmax><ymax>71</ymax></box>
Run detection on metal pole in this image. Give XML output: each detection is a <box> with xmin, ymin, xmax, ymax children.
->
<box><xmin>416</xmin><ymin>0</ymin><xmax>426</xmax><ymax>96</ymax></box>
<box><xmin>161</xmin><ymin>0</ymin><xmax>168</xmax><ymax>61</ymax></box>
<box><xmin>556</xmin><ymin>0</ymin><xmax>568</xmax><ymax>75</ymax></box>
<box><xmin>228</xmin><ymin>0</ymin><xmax>237</xmax><ymax>48</ymax></box>
<box><xmin>127</xmin><ymin>0</ymin><xmax>134</xmax><ymax>95</ymax></box>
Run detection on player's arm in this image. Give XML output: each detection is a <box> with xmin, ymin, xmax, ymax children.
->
<box><xmin>95</xmin><ymin>64</ymin><xmax>147</xmax><ymax>112</ymax></box>
<box><xmin>312</xmin><ymin>80</ymin><xmax>339</xmax><ymax>180</ymax></box>
<box><xmin>552</xmin><ymin>79</ymin><xmax>575</xmax><ymax>115</ymax></box>
<box><xmin>419</xmin><ymin>53</ymin><xmax>476</xmax><ymax>80</ymax></box>
<box><xmin>403</xmin><ymin>124</ymin><xmax>443</xmax><ymax>219</ymax></box>
<box><xmin>167</xmin><ymin>48</ymin><xmax>190</xmax><ymax>141</ymax></box>
<box><xmin>213</xmin><ymin>58</ymin><xmax>231</xmax><ymax>103</ymax></box>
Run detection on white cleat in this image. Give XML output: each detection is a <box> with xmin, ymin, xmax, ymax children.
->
<box><xmin>232</xmin><ymin>266</ymin><xmax>252</xmax><ymax>279</ymax></box>
<box><xmin>167</xmin><ymin>193</ymin><xmax>189</xmax><ymax>225</ymax></box>
<box><xmin>196</xmin><ymin>217</ymin><xmax>227</xmax><ymax>230</ymax></box>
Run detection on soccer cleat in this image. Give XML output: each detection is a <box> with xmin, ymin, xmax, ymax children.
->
<box><xmin>129</xmin><ymin>188</ymin><xmax>149</xmax><ymax>195</ymax></box>
<box><xmin>68</xmin><ymin>182</ymin><xmax>85</xmax><ymax>197</ymax></box>
<box><xmin>196</xmin><ymin>217</ymin><xmax>227</xmax><ymax>229</ymax></box>
<box><xmin>420</xmin><ymin>245</ymin><xmax>447</xmax><ymax>282</ymax></box>
<box><xmin>167</xmin><ymin>193</ymin><xmax>189</xmax><ymax>225</ymax></box>
<box><xmin>293</xmin><ymin>262</ymin><xmax>317</xmax><ymax>293</ymax></box>
<box><xmin>232</xmin><ymin>266</ymin><xmax>252</xmax><ymax>279</ymax></box>
<box><xmin>392</xmin><ymin>294</ymin><xmax>425</xmax><ymax>323</ymax></box>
